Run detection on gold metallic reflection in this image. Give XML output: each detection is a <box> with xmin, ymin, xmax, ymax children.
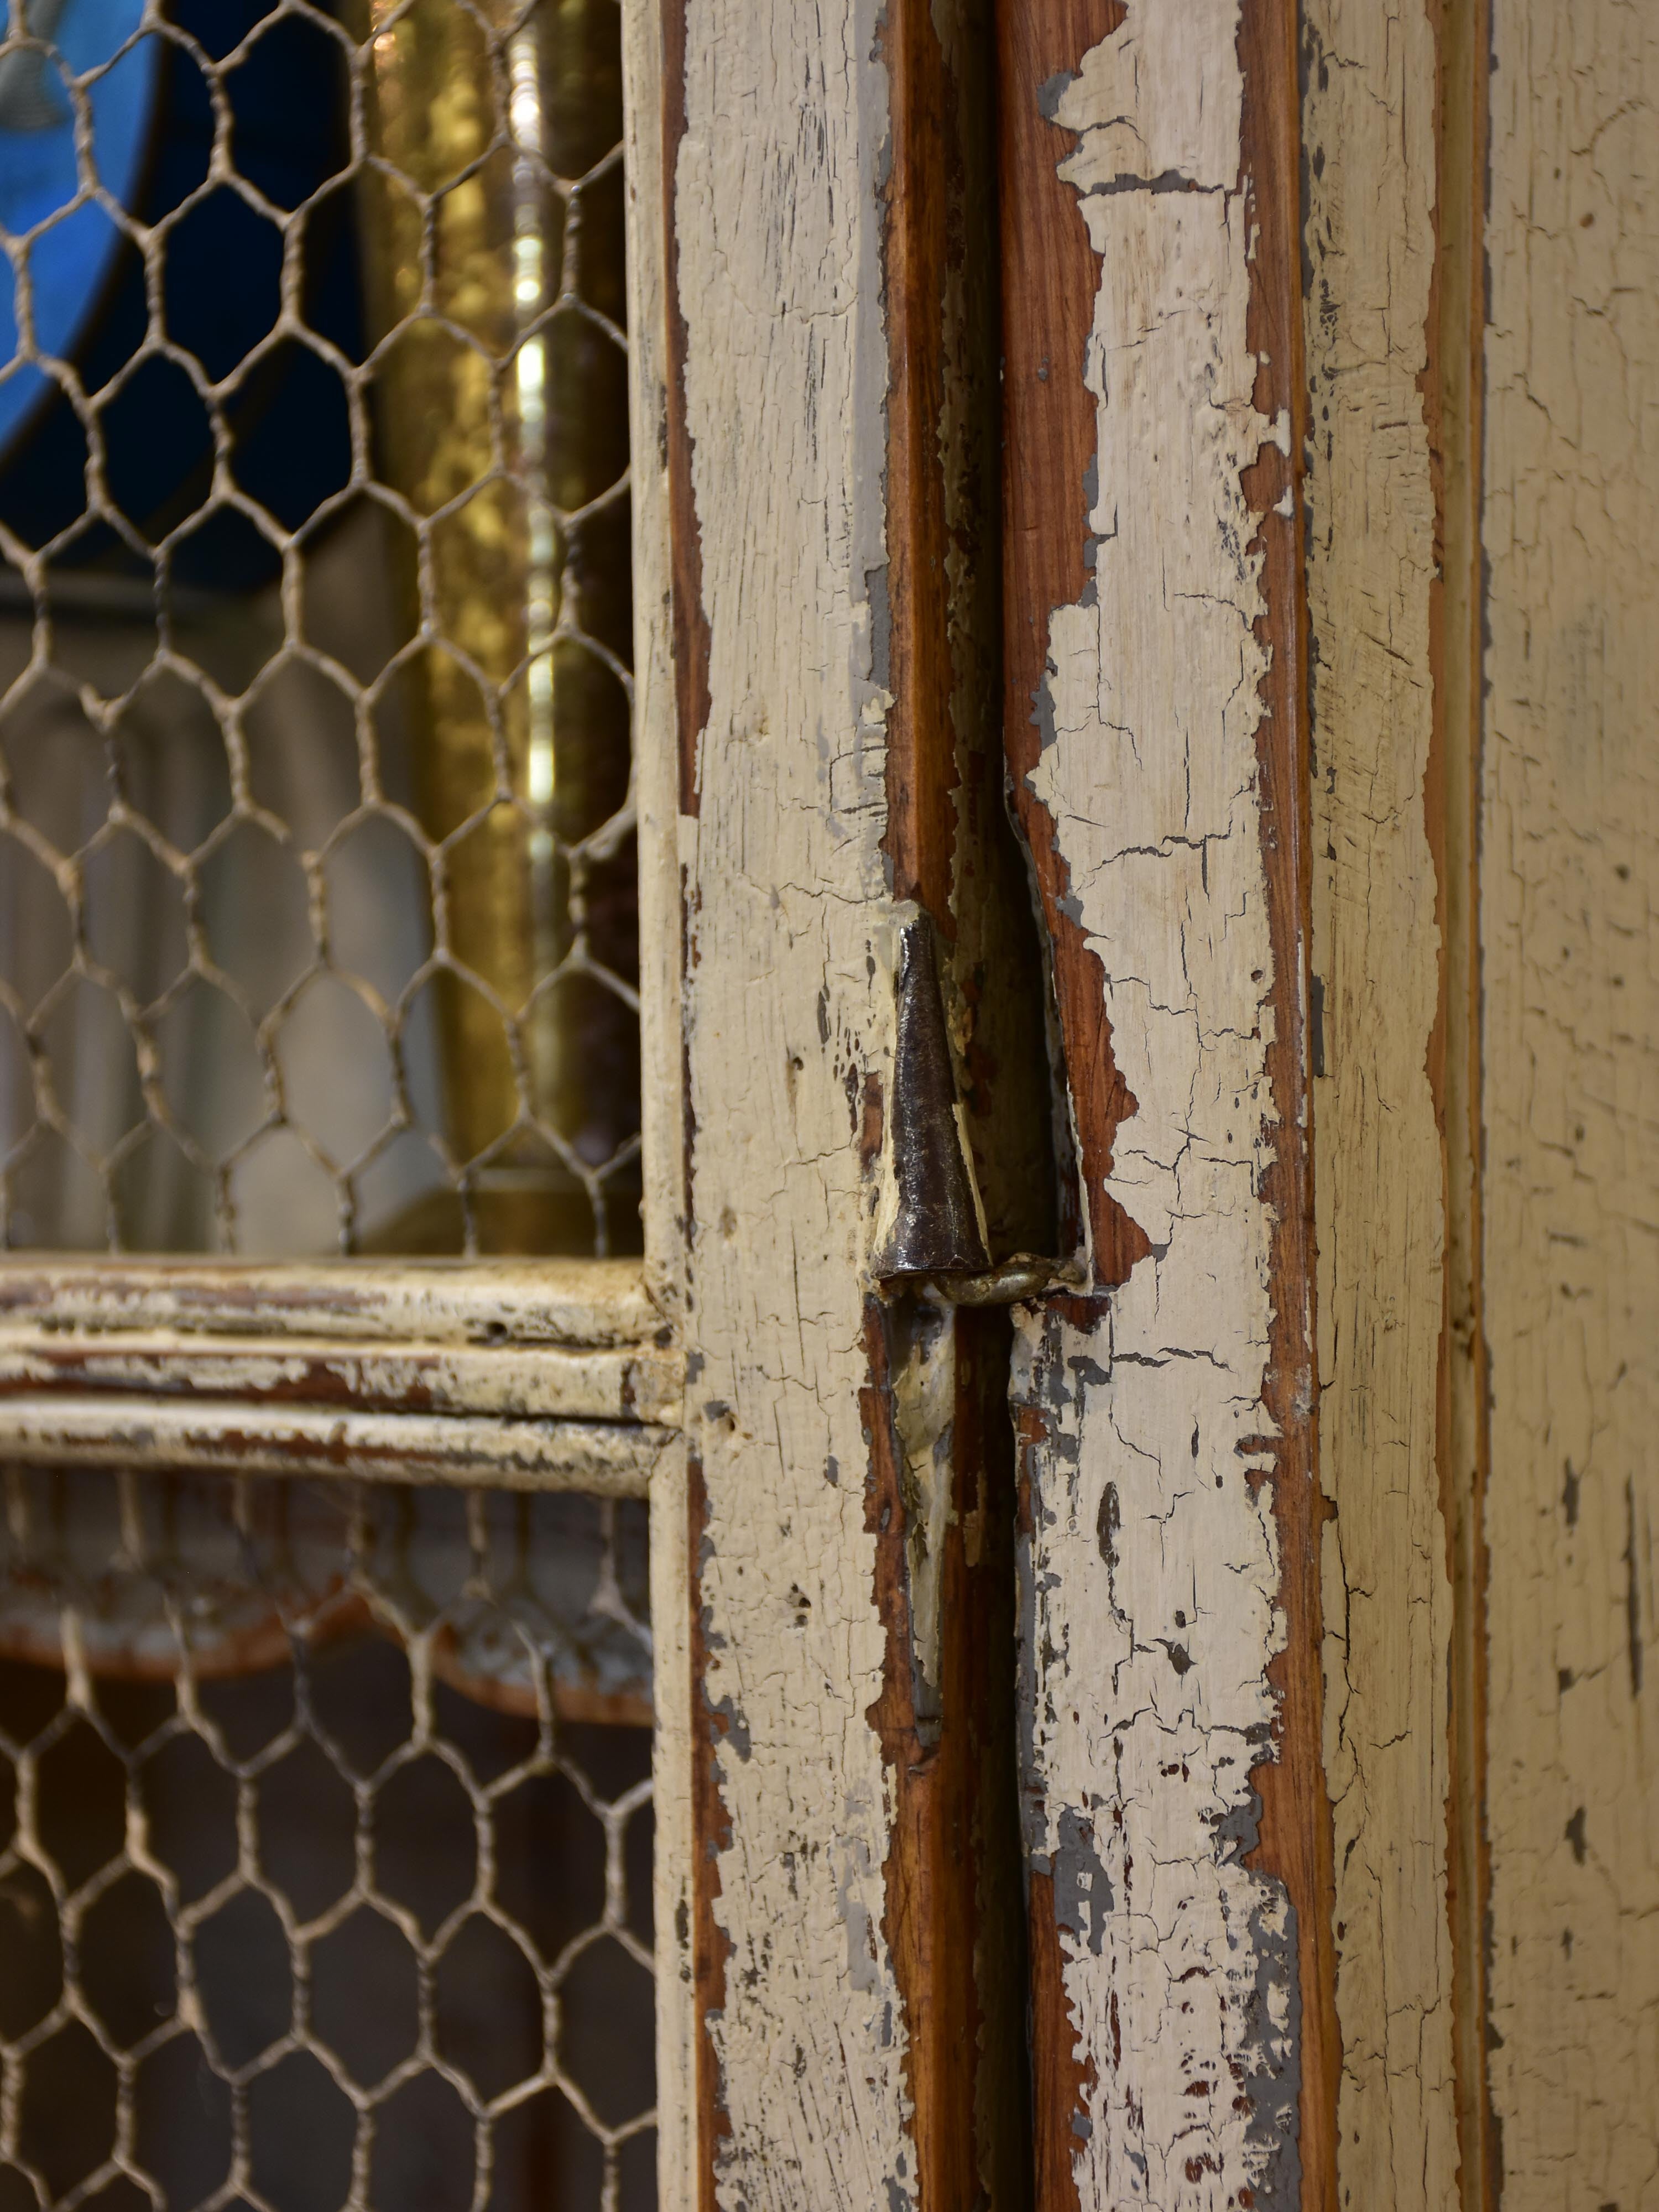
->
<box><xmin>353</xmin><ymin>0</ymin><xmax>635</xmax><ymax>1255</ymax></box>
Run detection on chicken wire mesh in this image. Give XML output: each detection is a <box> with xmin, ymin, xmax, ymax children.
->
<box><xmin>0</xmin><ymin>1465</ymin><xmax>657</xmax><ymax>2212</ymax></box>
<box><xmin>0</xmin><ymin>0</ymin><xmax>641</xmax><ymax>1259</ymax></box>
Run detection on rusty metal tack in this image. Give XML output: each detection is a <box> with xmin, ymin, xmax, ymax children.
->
<box><xmin>874</xmin><ymin>915</ymin><xmax>992</xmax><ymax>1281</ymax></box>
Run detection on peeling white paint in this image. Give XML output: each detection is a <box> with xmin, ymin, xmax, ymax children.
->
<box><xmin>672</xmin><ymin>0</ymin><xmax>916</xmax><ymax>2200</ymax></box>
<box><xmin>1051</xmin><ymin>0</ymin><xmax>1242</xmax><ymax>194</ymax></box>
<box><xmin>0</xmin><ymin>1258</ymin><xmax>660</xmax><ymax>1345</ymax></box>
<box><xmin>1012</xmin><ymin>2</ymin><xmax>1297</xmax><ymax>2199</ymax></box>
<box><xmin>0</xmin><ymin>1332</ymin><xmax>680</xmax><ymax>1422</ymax></box>
<box><xmin>0</xmin><ymin>1395</ymin><xmax>664</xmax><ymax>1492</ymax></box>
<box><xmin>619</xmin><ymin>0</ymin><xmax>697</xmax><ymax>2192</ymax></box>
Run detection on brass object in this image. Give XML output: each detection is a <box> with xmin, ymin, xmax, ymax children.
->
<box><xmin>353</xmin><ymin>0</ymin><xmax>637</xmax><ymax>1255</ymax></box>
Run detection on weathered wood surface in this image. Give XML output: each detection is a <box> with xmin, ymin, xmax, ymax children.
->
<box><xmin>664</xmin><ymin>0</ymin><xmax>1034</xmax><ymax>2195</ymax></box>
<box><xmin>665</xmin><ymin>0</ymin><xmax>930</xmax><ymax>2199</ymax></box>
<box><xmin>619</xmin><ymin>0</ymin><xmax>698</xmax><ymax>2198</ymax></box>
<box><xmin>0</xmin><ymin>1331</ymin><xmax>680</xmax><ymax>1423</ymax></box>
<box><xmin>1481</xmin><ymin>1</ymin><xmax>1659</xmax><ymax>2198</ymax></box>
<box><xmin>996</xmin><ymin>1</ymin><xmax>1326</xmax><ymax>2202</ymax></box>
<box><xmin>878</xmin><ymin>0</ymin><xmax>1034</xmax><ymax>2202</ymax></box>
<box><xmin>0</xmin><ymin>1257</ymin><xmax>662</xmax><ymax>1345</ymax></box>
<box><xmin>0</xmin><ymin>1396</ymin><xmax>665</xmax><ymax>1493</ymax></box>
<box><xmin>1300</xmin><ymin>1</ymin><xmax>1460</xmax><ymax>2202</ymax></box>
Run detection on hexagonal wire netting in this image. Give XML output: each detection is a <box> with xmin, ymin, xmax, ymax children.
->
<box><xmin>0</xmin><ymin>0</ymin><xmax>641</xmax><ymax>1259</ymax></box>
<box><xmin>0</xmin><ymin>1465</ymin><xmax>657</xmax><ymax>2212</ymax></box>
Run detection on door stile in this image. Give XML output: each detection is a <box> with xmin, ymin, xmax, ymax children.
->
<box><xmin>1478</xmin><ymin>2</ymin><xmax>1659</xmax><ymax>2196</ymax></box>
<box><xmin>660</xmin><ymin>0</ymin><xmax>1036</xmax><ymax>2200</ymax></box>
<box><xmin>994</xmin><ymin>2</ymin><xmax>1331</xmax><ymax>2202</ymax></box>
<box><xmin>661</xmin><ymin>0</ymin><xmax>929</xmax><ymax>2197</ymax></box>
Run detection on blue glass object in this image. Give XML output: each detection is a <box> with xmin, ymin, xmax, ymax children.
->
<box><xmin>0</xmin><ymin>0</ymin><xmax>359</xmax><ymax>586</ymax></box>
<box><xmin>0</xmin><ymin>0</ymin><xmax>156</xmax><ymax>460</ymax></box>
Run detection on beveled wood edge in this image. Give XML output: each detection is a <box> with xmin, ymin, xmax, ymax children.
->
<box><xmin>0</xmin><ymin>1256</ymin><xmax>670</xmax><ymax>1350</ymax></box>
<box><xmin>0</xmin><ymin>1394</ymin><xmax>669</xmax><ymax>1495</ymax></box>
<box><xmin>0</xmin><ymin>1329</ymin><xmax>682</xmax><ymax>1427</ymax></box>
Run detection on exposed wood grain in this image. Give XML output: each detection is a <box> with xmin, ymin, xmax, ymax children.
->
<box><xmin>888</xmin><ymin>0</ymin><xmax>1056</xmax><ymax>1270</ymax></box>
<box><xmin>994</xmin><ymin>0</ymin><xmax>1138</xmax><ymax>1281</ymax></box>
<box><xmin>864</xmin><ymin>1301</ymin><xmax>1029</xmax><ymax>2212</ymax></box>
<box><xmin>658</xmin><ymin>0</ymin><xmax>709</xmax><ymax>815</ymax></box>
<box><xmin>880</xmin><ymin>0</ymin><xmax>954</xmax><ymax>926</ymax></box>
<box><xmin>1480</xmin><ymin>4</ymin><xmax>1659</xmax><ymax>2198</ymax></box>
<box><xmin>1300</xmin><ymin>2</ymin><xmax>1459</xmax><ymax>2204</ymax></box>
<box><xmin>998</xmin><ymin>3</ymin><xmax>1324</xmax><ymax>2201</ymax></box>
<box><xmin>877</xmin><ymin>1</ymin><xmax>1035</xmax><ymax>2200</ymax></box>
<box><xmin>1234</xmin><ymin>2</ymin><xmax>1338</xmax><ymax>2199</ymax></box>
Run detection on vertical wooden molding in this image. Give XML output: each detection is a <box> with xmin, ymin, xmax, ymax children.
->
<box><xmin>881</xmin><ymin>0</ymin><xmax>954</xmax><ymax>926</ymax></box>
<box><xmin>622</xmin><ymin>7</ymin><xmax>695</xmax><ymax>2206</ymax></box>
<box><xmin>667</xmin><ymin>1</ymin><xmax>914</xmax><ymax>2199</ymax></box>
<box><xmin>994</xmin><ymin>0</ymin><xmax>1140</xmax><ymax>1282</ymax></box>
<box><xmin>878</xmin><ymin>0</ymin><xmax>1036</xmax><ymax>2203</ymax></box>
<box><xmin>1481</xmin><ymin>4</ymin><xmax>1659</xmax><ymax>2200</ymax></box>
<box><xmin>863</xmin><ymin>1300</ymin><xmax>1031</xmax><ymax>2211</ymax></box>
<box><xmin>1300</xmin><ymin>1</ymin><xmax>1459</xmax><ymax>2205</ymax></box>
<box><xmin>1235</xmin><ymin>4</ymin><xmax>1339</xmax><ymax>2198</ymax></box>
<box><xmin>1434</xmin><ymin>0</ymin><xmax>1496</xmax><ymax>2198</ymax></box>
<box><xmin>997</xmin><ymin>2</ymin><xmax>1327</xmax><ymax>2200</ymax></box>
<box><xmin>658</xmin><ymin>0</ymin><xmax>710</xmax><ymax>816</ymax></box>
<box><xmin>666</xmin><ymin>0</ymin><xmax>1029</xmax><ymax>2201</ymax></box>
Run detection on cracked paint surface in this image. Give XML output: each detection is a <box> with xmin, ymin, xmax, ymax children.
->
<box><xmin>672</xmin><ymin>0</ymin><xmax>916</xmax><ymax>2202</ymax></box>
<box><xmin>1010</xmin><ymin>2</ymin><xmax>1298</xmax><ymax>2199</ymax></box>
<box><xmin>1300</xmin><ymin>3</ymin><xmax>1459</xmax><ymax>2203</ymax></box>
<box><xmin>1483</xmin><ymin>3</ymin><xmax>1659</xmax><ymax>2199</ymax></box>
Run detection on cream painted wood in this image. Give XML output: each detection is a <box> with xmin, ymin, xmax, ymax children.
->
<box><xmin>619</xmin><ymin>0</ymin><xmax>697</xmax><ymax>2198</ymax></box>
<box><xmin>0</xmin><ymin>1395</ymin><xmax>665</xmax><ymax>1491</ymax></box>
<box><xmin>0</xmin><ymin>1331</ymin><xmax>679</xmax><ymax>1422</ymax></box>
<box><xmin>668</xmin><ymin>0</ymin><xmax>922</xmax><ymax>2196</ymax></box>
<box><xmin>1482</xmin><ymin>2</ymin><xmax>1659</xmax><ymax>2198</ymax></box>
<box><xmin>0</xmin><ymin>1257</ymin><xmax>663</xmax><ymax>1344</ymax></box>
<box><xmin>1300</xmin><ymin>3</ymin><xmax>1458</xmax><ymax>2203</ymax></box>
<box><xmin>1009</xmin><ymin>6</ymin><xmax>1302</xmax><ymax>2198</ymax></box>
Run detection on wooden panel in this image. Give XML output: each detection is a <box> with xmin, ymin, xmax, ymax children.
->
<box><xmin>1300</xmin><ymin>2</ymin><xmax>1459</xmax><ymax>2203</ymax></box>
<box><xmin>1481</xmin><ymin>2</ymin><xmax>1659</xmax><ymax>2197</ymax></box>
<box><xmin>995</xmin><ymin>2</ymin><xmax>1328</xmax><ymax>2203</ymax></box>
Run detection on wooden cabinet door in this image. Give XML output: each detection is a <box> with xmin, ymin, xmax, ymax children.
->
<box><xmin>657</xmin><ymin>2</ymin><xmax>1658</xmax><ymax>2208</ymax></box>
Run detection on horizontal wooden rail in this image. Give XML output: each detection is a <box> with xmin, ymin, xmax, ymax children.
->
<box><xmin>0</xmin><ymin>1260</ymin><xmax>680</xmax><ymax>1487</ymax></box>
<box><xmin>0</xmin><ymin>1257</ymin><xmax>665</xmax><ymax>1349</ymax></box>
<box><xmin>0</xmin><ymin>1396</ymin><xmax>668</xmax><ymax>1495</ymax></box>
<box><xmin>0</xmin><ymin>1330</ymin><xmax>681</xmax><ymax>1426</ymax></box>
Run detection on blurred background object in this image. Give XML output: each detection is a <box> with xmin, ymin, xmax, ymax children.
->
<box><xmin>0</xmin><ymin>0</ymin><xmax>641</xmax><ymax>1259</ymax></box>
<box><xmin>0</xmin><ymin>14</ymin><xmax>657</xmax><ymax>2208</ymax></box>
<box><xmin>0</xmin><ymin>1467</ymin><xmax>658</xmax><ymax>2211</ymax></box>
